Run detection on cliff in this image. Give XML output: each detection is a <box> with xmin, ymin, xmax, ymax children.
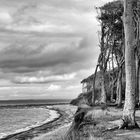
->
<box><xmin>70</xmin><ymin>67</ymin><xmax>125</xmax><ymax>107</ymax></box>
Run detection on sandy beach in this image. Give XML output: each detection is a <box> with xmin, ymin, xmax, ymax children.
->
<box><xmin>1</xmin><ymin>104</ymin><xmax>77</xmax><ymax>140</ymax></box>
<box><xmin>33</xmin><ymin>105</ymin><xmax>77</xmax><ymax>140</ymax></box>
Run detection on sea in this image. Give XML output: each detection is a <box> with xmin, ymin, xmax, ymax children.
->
<box><xmin>0</xmin><ymin>99</ymin><xmax>70</xmax><ymax>139</ymax></box>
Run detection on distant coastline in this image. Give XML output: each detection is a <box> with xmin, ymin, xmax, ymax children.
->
<box><xmin>0</xmin><ymin>99</ymin><xmax>71</xmax><ymax>107</ymax></box>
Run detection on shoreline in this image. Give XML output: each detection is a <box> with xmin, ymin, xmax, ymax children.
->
<box><xmin>0</xmin><ymin>107</ymin><xmax>59</xmax><ymax>139</ymax></box>
<box><xmin>0</xmin><ymin>104</ymin><xmax>77</xmax><ymax>140</ymax></box>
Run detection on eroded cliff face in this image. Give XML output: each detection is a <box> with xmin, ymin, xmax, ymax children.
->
<box><xmin>70</xmin><ymin>89</ymin><xmax>101</xmax><ymax>107</ymax></box>
<box><xmin>71</xmin><ymin>67</ymin><xmax>126</xmax><ymax>107</ymax></box>
<box><xmin>70</xmin><ymin>91</ymin><xmax>92</xmax><ymax>106</ymax></box>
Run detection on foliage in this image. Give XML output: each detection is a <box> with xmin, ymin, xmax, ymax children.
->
<box><xmin>93</xmin><ymin>0</ymin><xmax>125</xmax><ymax>104</ymax></box>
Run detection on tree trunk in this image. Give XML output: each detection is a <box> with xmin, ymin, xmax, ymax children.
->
<box><xmin>99</xmin><ymin>21</ymin><xmax>107</xmax><ymax>105</ymax></box>
<box><xmin>91</xmin><ymin>65</ymin><xmax>99</xmax><ymax>106</ymax></box>
<box><xmin>116</xmin><ymin>68</ymin><xmax>122</xmax><ymax>107</ymax></box>
<box><xmin>110</xmin><ymin>76</ymin><xmax>116</xmax><ymax>103</ymax></box>
<box><xmin>139</xmin><ymin>61</ymin><xmax>140</xmax><ymax>103</ymax></box>
<box><xmin>120</xmin><ymin>0</ymin><xmax>138</xmax><ymax>129</ymax></box>
<box><xmin>136</xmin><ymin>55</ymin><xmax>140</xmax><ymax>105</ymax></box>
<box><xmin>138</xmin><ymin>60</ymin><xmax>140</xmax><ymax>104</ymax></box>
<box><xmin>100</xmin><ymin>70</ymin><xmax>107</xmax><ymax>104</ymax></box>
<box><xmin>110</xmin><ymin>85</ymin><xmax>114</xmax><ymax>102</ymax></box>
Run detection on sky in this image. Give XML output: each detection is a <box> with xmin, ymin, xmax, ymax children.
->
<box><xmin>0</xmin><ymin>0</ymin><xmax>113</xmax><ymax>100</ymax></box>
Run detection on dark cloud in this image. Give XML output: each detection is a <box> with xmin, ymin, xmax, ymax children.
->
<box><xmin>0</xmin><ymin>34</ymin><xmax>97</xmax><ymax>73</ymax></box>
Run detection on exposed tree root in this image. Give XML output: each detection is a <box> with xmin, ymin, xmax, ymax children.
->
<box><xmin>102</xmin><ymin>126</ymin><xmax>119</xmax><ymax>133</ymax></box>
<box><xmin>78</xmin><ymin>121</ymin><xmax>96</xmax><ymax>130</ymax></box>
<box><xmin>118</xmin><ymin>119</ymin><xmax>139</xmax><ymax>129</ymax></box>
<box><xmin>135</xmin><ymin>102</ymin><xmax>140</xmax><ymax>109</ymax></box>
<box><xmin>116</xmin><ymin>103</ymin><xmax>123</xmax><ymax>108</ymax></box>
<box><xmin>100</xmin><ymin>103</ymin><xmax>107</xmax><ymax>110</ymax></box>
<box><xmin>102</xmin><ymin>119</ymin><xmax>139</xmax><ymax>133</ymax></box>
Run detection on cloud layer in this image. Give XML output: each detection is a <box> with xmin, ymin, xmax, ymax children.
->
<box><xmin>0</xmin><ymin>0</ymin><xmax>113</xmax><ymax>100</ymax></box>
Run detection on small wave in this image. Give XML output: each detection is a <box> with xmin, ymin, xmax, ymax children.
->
<box><xmin>0</xmin><ymin>133</ymin><xmax>7</xmax><ymax>139</ymax></box>
<box><xmin>0</xmin><ymin>107</ymin><xmax>59</xmax><ymax>139</ymax></box>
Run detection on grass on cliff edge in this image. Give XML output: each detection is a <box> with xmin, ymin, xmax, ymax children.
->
<box><xmin>65</xmin><ymin>106</ymin><xmax>140</xmax><ymax>140</ymax></box>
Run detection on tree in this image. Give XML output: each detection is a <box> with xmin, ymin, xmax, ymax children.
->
<box><xmin>133</xmin><ymin>0</ymin><xmax>140</xmax><ymax>105</ymax></box>
<box><xmin>116</xmin><ymin>65</ymin><xmax>123</xmax><ymax>107</ymax></box>
<box><xmin>92</xmin><ymin>64</ymin><xmax>99</xmax><ymax>105</ymax></box>
<box><xmin>93</xmin><ymin>0</ymin><xmax>140</xmax><ymax>108</ymax></box>
<box><xmin>96</xmin><ymin>1</ymin><xmax>124</xmax><ymax>105</ymax></box>
<box><xmin>120</xmin><ymin>0</ymin><xmax>139</xmax><ymax>128</ymax></box>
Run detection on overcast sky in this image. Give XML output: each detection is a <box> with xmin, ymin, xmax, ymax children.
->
<box><xmin>0</xmin><ymin>0</ymin><xmax>113</xmax><ymax>100</ymax></box>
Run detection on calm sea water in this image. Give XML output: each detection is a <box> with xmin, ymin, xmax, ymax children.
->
<box><xmin>0</xmin><ymin>100</ymin><xmax>68</xmax><ymax>139</ymax></box>
<box><xmin>0</xmin><ymin>107</ymin><xmax>51</xmax><ymax>138</ymax></box>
